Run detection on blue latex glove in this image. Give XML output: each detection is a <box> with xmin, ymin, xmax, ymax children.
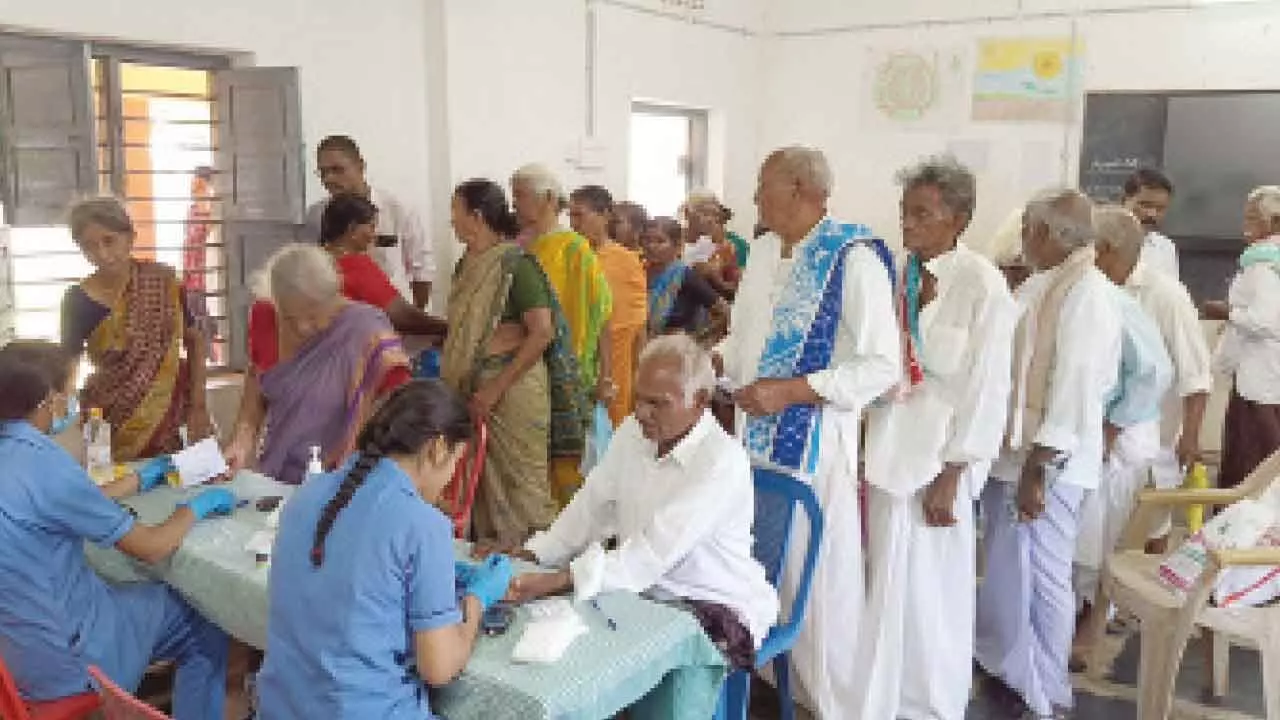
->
<box><xmin>463</xmin><ymin>554</ymin><xmax>513</xmax><ymax>611</ymax></box>
<box><xmin>454</xmin><ymin>560</ymin><xmax>479</xmax><ymax>589</ymax></box>
<box><xmin>136</xmin><ymin>455</ymin><xmax>175</xmax><ymax>492</ymax></box>
<box><xmin>179</xmin><ymin>488</ymin><xmax>236</xmax><ymax>520</ymax></box>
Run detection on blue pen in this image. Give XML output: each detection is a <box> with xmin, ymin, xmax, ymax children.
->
<box><xmin>589</xmin><ymin>597</ymin><xmax>617</xmax><ymax>631</ymax></box>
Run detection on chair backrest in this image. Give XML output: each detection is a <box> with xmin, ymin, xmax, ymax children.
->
<box><xmin>442</xmin><ymin>419</ymin><xmax>488</xmax><ymax>539</ymax></box>
<box><xmin>751</xmin><ymin>467</ymin><xmax>824</xmax><ymax>642</ymax></box>
<box><xmin>88</xmin><ymin>667</ymin><xmax>171</xmax><ymax>720</ymax></box>
<box><xmin>0</xmin><ymin>653</ymin><xmax>32</xmax><ymax>720</ymax></box>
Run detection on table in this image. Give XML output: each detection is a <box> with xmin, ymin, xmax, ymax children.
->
<box><xmin>85</xmin><ymin>472</ymin><xmax>728</xmax><ymax>720</ymax></box>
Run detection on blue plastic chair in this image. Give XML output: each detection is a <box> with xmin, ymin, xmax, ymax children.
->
<box><xmin>715</xmin><ymin>466</ymin><xmax>824</xmax><ymax>720</ymax></box>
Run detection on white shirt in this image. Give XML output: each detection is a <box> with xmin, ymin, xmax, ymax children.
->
<box><xmin>1124</xmin><ymin>258</ymin><xmax>1212</xmax><ymax>445</ymax></box>
<box><xmin>1141</xmin><ymin>231</ymin><xmax>1180</xmax><ymax>279</ymax></box>
<box><xmin>1214</xmin><ymin>239</ymin><xmax>1280</xmax><ymax>404</ymax></box>
<box><xmin>304</xmin><ymin>185</ymin><xmax>435</xmax><ymax>301</ymax></box>
<box><xmin>525</xmin><ymin>412</ymin><xmax>778</xmax><ymax>645</ymax></box>
<box><xmin>996</xmin><ymin>262</ymin><xmax>1122</xmax><ymax>490</ymax></box>
<box><xmin>865</xmin><ymin>244</ymin><xmax>1017</xmax><ymax>496</ymax></box>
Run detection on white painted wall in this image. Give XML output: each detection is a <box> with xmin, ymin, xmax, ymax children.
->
<box><xmin>758</xmin><ymin>0</ymin><xmax>1280</xmax><ymax>250</ymax></box>
<box><xmin>0</xmin><ymin>0</ymin><xmax>433</xmax><ymax>233</ymax></box>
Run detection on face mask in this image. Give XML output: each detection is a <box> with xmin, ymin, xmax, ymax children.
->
<box><xmin>49</xmin><ymin>394</ymin><xmax>79</xmax><ymax>436</ymax></box>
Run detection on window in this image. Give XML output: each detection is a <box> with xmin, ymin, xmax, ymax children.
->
<box><xmin>627</xmin><ymin>103</ymin><xmax>708</xmax><ymax>217</ymax></box>
<box><xmin>1</xmin><ymin>35</ymin><xmax>303</xmax><ymax>371</ymax></box>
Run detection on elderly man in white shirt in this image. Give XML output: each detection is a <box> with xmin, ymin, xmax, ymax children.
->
<box><xmin>303</xmin><ymin>135</ymin><xmax>435</xmax><ymax>308</ymax></box>
<box><xmin>857</xmin><ymin>156</ymin><xmax>1017</xmax><ymax>720</ymax></box>
<box><xmin>1210</xmin><ymin>185</ymin><xmax>1280</xmax><ymax>488</ymax></box>
<box><xmin>975</xmin><ymin>189</ymin><xmax>1122</xmax><ymax>720</ymax></box>
<box><xmin>488</xmin><ymin>334</ymin><xmax>777</xmax><ymax>668</ymax></box>
<box><xmin>1121</xmin><ymin>168</ymin><xmax>1180</xmax><ymax>279</ymax></box>
<box><xmin>719</xmin><ymin>146</ymin><xmax>900</xmax><ymax>717</ymax></box>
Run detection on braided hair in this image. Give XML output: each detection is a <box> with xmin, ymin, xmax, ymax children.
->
<box><xmin>310</xmin><ymin>380</ymin><xmax>473</xmax><ymax>567</ymax></box>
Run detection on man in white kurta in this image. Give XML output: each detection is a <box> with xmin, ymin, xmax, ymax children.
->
<box><xmin>1121</xmin><ymin>168</ymin><xmax>1180</xmax><ymax>279</ymax></box>
<box><xmin>720</xmin><ymin>147</ymin><xmax>899</xmax><ymax>718</ymax></box>
<box><xmin>975</xmin><ymin>189</ymin><xmax>1122</xmax><ymax>719</ymax></box>
<box><xmin>858</xmin><ymin>157</ymin><xmax>1017</xmax><ymax>720</ymax></box>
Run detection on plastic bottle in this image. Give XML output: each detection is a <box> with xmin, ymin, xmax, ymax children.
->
<box><xmin>1185</xmin><ymin>462</ymin><xmax>1209</xmax><ymax>533</ymax></box>
<box><xmin>84</xmin><ymin>408</ymin><xmax>113</xmax><ymax>486</ymax></box>
<box><xmin>307</xmin><ymin>445</ymin><xmax>324</xmax><ymax>479</ymax></box>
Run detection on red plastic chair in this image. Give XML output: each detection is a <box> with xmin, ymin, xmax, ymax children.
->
<box><xmin>0</xmin><ymin>655</ymin><xmax>99</xmax><ymax>720</ymax></box>
<box><xmin>87</xmin><ymin>666</ymin><xmax>170</xmax><ymax>719</ymax></box>
<box><xmin>440</xmin><ymin>419</ymin><xmax>488</xmax><ymax>539</ymax></box>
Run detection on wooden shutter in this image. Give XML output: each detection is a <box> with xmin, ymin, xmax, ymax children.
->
<box><xmin>0</xmin><ymin>36</ymin><xmax>94</xmax><ymax>226</ymax></box>
<box><xmin>215</xmin><ymin>67</ymin><xmax>304</xmax><ymax>369</ymax></box>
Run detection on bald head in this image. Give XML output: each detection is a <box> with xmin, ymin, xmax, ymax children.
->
<box><xmin>1093</xmin><ymin>205</ymin><xmax>1145</xmax><ymax>284</ymax></box>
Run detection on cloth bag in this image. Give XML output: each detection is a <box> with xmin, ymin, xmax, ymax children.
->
<box><xmin>1158</xmin><ymin>497</ymin><xmax>1280</xmax><ymax>607</ymax></box>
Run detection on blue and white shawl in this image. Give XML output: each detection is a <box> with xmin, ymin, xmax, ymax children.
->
<box><xmin>744</xmin><ymin>218</ymin><xmax>893</xmax><ymax>474</ymax></box>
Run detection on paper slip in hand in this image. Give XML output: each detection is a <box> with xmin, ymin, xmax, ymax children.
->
<box><xmin>173</xmin><ymin>438</ymin><xmax>230</xmax><ymax>487</ymax></box>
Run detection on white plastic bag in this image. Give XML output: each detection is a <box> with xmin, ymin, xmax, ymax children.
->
<box><xmin>579</xmin><ymin>403</ymin><xmax>614</xmax><ymax>476</ymax></box>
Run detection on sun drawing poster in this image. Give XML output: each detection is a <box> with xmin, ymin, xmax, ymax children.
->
<box><xmin>971</xmin><ymin>37</ymin><xmax>1082</xmax><ymax>122</ymax></box>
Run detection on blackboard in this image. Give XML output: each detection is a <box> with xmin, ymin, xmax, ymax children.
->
<box><xmin>1078</xmin><ymin>94</ymin><xmax>1168</xmax><ymax>203</ymax></box>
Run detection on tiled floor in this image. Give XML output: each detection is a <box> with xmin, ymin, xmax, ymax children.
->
<box><xmin>747</xmin><ymin>632</ymin><xmax>1266</xmax><ymax>719</ymax></box>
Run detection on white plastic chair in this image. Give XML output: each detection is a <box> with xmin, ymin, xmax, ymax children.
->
<box><xmin>1090</xmin><ymin>448</ymin><xmax>1280</xmax><ymax>719</ymax></box>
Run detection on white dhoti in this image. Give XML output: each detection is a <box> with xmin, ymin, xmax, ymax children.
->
<box><xmin>976</xmin><ymin>479</ymin><xmax>1086</xmax><ymax>717</ymax></box>
<box><xmin>854</xmin><ymin>470</ymin><xmax>978</xmax><ymax>720</ymax></box>
<box><xmin>1074</xmin><ymin>421</ymin><xmax>1161</xmax><ymax>602</ymax></box>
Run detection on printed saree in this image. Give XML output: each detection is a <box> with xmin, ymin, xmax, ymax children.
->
<box><xmin>442</xmin><ymin>242</ymin><xmax>569</xmax><ymax>539</ymax></box>
<box><xmin>257</xmin><ymin>303</ymin><xmax>409</xmax><ymax>485</ymax></box>
<box><xmin>82</xmin><ymin>260</ymin><xmax>188</xmax><ymax>461</ymax></box>
<box><xmin>528</xmin><ymin>229</ymin><xmax>613</xmax><ymax>389</ymax></box>
<box><xmin>647</xmin><ymin>261</ymin><xmax>688</xmax><ymax>338</ymax></box>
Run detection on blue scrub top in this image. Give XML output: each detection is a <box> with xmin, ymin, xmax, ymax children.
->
<box><xmin>256</xmin><ymin>456</ymin><xmax>462</xmax><ymax>720</ymax></box>
<box><xmin>0</xmin><ymin>421</ymin><xmax>136</xmax><ymax>698</ymax></box>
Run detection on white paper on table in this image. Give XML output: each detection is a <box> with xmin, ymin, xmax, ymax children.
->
<box><xmin>244</xmin><ymin>530</ymin><xmax>275</xmax><ymax>557</ymax></box>
<box><xmin>511</xmin><ymin>609</ymin><xmax>589</xmax><ymax>664</ymax></box>
<box><xmin>173</xmin><ymin>437</ymin><xmax>229</xmax><ymax>487</ymax></box>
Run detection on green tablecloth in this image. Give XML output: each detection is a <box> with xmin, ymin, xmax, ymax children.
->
<box><xmin>84</xmin><ymin>471</ymin><xmax>728</xmax><ymax>720</ymax></box>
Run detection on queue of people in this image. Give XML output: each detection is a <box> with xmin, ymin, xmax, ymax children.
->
<box><xmin>1</xmin><ymin>135</ymin><xmax>1277</xmax><ymax>720</ymax></box>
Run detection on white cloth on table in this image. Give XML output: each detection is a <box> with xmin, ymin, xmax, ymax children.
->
<box><xmin>1213</xmin><ymin>237</ymin><xmax>1280</xmax><ymax>404</ymax></box>
<box><xmin>1140</xmin><ymin>230</ymin><xmax>1180</xmax><ymax>280</ymax></box>
<box><xmin>720</xmin><ymin>221</ymin><xmax>900</xmax><ymax>718</ymax></box>
<box><xmin>304</xmin><ymin>185</ymin><xmax>436</xmax><ymax>301</ymax></box>
<box><xmin>977</xmin><ymin>480</ymin><xmax>1086</xmax><ymax>718</ymax></box>
<box><xmin>524</xmin><ymin>412</ymin><xmax>777</xmax><ymax>646</ymax></box>
<box><xmin>858</xmin><ymin>245</ymin><xmax>1015</xmax><ymax>720</ymax></box>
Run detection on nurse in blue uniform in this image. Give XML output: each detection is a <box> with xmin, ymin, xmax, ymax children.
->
<box><xmin>257</xmin><ymin>380</ymin><xmax>513</xmax><ymax>719</ymax></box>
<box><xmin>0</xmin><ymin>340</ymin><xmax>234</xmax><ymax>719</ymax></box>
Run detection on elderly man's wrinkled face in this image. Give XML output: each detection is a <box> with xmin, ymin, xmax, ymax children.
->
<box><xmin>754</xmin><ymin>158</ymin><xmax>800</xmax><ymax>235</ymax></box>
<box><xmin>633</xmin><ymin>354</ymin><xmax>705</xmax><ymax>446</ymax></box>
<box><xmin>900</xmin><ymin>184</ymin><xmax>966</xmax><ymax>259</ymax></box>
<box><xmin>1123</xmin><ymin>187</ymin><xmax>1170</xmax><ymax>231</ymax></box>
<box><xmin>1242</xmin><ymin>199</ymin><xmax>1275</xmax><ymax>244</ymax></box>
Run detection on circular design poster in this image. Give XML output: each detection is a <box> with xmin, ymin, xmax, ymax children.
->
<box><xmin>874</xmin><ymin>52</ymin><xmax>938</xmax><ymax>121</ymax></box>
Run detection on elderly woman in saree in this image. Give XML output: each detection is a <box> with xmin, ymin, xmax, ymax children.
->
<box><xmin>442</xmin><ymin>179</ymin><xmax>561</xmax><ymax>542</ymax></box>
<box><xmin>224</xmin><ymin>245</ymin><xmax>411</xmax><ymax>485</ymax></box>
<box><xmin>643</xmin><ymin>216</ymin><xmax>729</xmax><ymax>342</ymax></box>
<box><xmin>510</xmin><ymin>163</ymin><xmax>612</xmax><ymax>504</ymax></box>
<box><xmin>60</xmin><ymin>197</ymin><xmax>212</xmax><ymax>461</ymax></box>
<box><xmin>569</xmin><ymin>185</ymin><xmax>647</xmax><ymax>426</ymax></box>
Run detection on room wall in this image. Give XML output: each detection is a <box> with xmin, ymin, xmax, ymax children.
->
<box><xmin>0</xmin><ymin>0</ymin><xmax>433</xmax><ymax>234</ymax></box>
<box><xmin>758</xmin><ymin>0</ymin><xmax>1280</xmax><ymax>250</ymax></box>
